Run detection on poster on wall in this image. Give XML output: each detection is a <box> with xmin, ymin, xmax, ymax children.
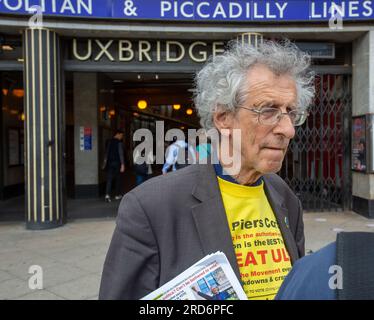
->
<box><xmin>8</xmin><ymin>128</ymin><xmax>20</xmax><ymax>166</ymax></box>
<box><xmin>80</xmin><ymin>127</ymin><xmax>93</xmax><ymax>151</ymax></box>
<box><xmin>352</xmin><ymin>116</ymin><xmax>367</xmax><ymax>172</ymax></box>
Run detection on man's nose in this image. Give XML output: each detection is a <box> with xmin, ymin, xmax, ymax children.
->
<box><xmin>273</xmin><ymin>114</ymin><xmax>296</xmax><ymax>139</ymax></box>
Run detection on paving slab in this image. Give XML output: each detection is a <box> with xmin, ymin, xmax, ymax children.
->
<box><xmin>0</xmin><ymin>278</ymin><xmax>34</xmax><ymax>300</ymax></box>
<box><xmin>47</xmin><ymin>274</ymin><xmax>101</xmax><ymax>300</ymax></box>
<box><xmin>15</xmin><ymin>290</ymin><xmax>66</xmax><ymax>300</ymax></box>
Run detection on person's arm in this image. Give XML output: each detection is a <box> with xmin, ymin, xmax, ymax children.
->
<box><xmin>99</xmin><ymin>192</ymin><xmax>160</xmax><ymax>300</ymax></box>
<box><xmin>162</xmin><ymin>163</ymin><xmax>171</xmax><ymax>175</ymax></box>
<box><xmin>118</xmin><ymin>142</ymin><xmax>125</xmax><ymax>172</ymax></box>
<box><xmin>162</xmin><ymin>145</ymin><xmax>177</xmax><ymax>174</ymax></box>
<box><xmin>102</xmin><ymin>139</ymin><xmax>109</xmax><ymax>169</ymax></box>
<box><xmin>189</xmin><ymin>145</ymin><xmax>197</xmax><ymax>164</ymax></box>
<box><xmin>191</xmin><ymin>287</ymin><xmax>214</xmax><ymax>300</ymax></box>
<box><xmin>147</xmin><ymin>153</ymin><xmax>154</xmax><ymax>175</ymax></box>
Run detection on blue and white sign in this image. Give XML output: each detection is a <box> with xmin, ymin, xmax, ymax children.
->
<box><xmin>80</xmin><ymin>126</ymin><xmax>92</xmax><ymax>151</ymax></box>
<box><xmin>0</xmin><ymin>0</ymin><xmax>373</xmax><ymax>22</ymax></box>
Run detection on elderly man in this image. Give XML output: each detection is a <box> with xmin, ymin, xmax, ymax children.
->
<box><xmin>99</xmin><ymin>40</ymin><xmax>315</xmax><ymax>300</ymax></box>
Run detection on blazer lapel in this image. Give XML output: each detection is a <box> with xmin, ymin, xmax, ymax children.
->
<box><xmin>263</xmin><ymin>175</ymin><xmax>299</xmax><ymax>264</ymax></box>
<box><xmin>191</xmin><ymin>164</ymin><xmax>242</xmax><ymax>281</ymax></box>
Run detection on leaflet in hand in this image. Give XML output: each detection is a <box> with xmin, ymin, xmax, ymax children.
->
<box><xmin>141</xmin><ymin>251</ymin><xmax>247</xmax><ymax>300</ymax></box>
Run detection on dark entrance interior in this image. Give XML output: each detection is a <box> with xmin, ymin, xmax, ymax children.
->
<box><xmin>64</xmin><ymin>72</ymin><xmax>200</xmax><ymax>198</ymax></box>
<box><xmin>0</xmin><ymin>71</ymin><xmax>25</xmax><ymax>201</ymax></box>
<box><xmin>112</xmin><ymin>72</ymin><xmax>200</xmax><ymax>180</ymax></box>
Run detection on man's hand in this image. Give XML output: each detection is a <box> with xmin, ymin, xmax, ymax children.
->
<box><xmin>120</xmin><ymin>165</ymin><xmax>125</xmax><ymax>173</ymax></box>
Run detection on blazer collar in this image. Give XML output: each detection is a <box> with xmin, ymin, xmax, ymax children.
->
<box><xmin>262</xmin><ymin>175</ymin><xmax>299</xmax><ymax>263</ymax></box>
<box><xmin>191</xmin><ymin>164</ymin><xmax>299</xmax><ymax>283</ymax></box>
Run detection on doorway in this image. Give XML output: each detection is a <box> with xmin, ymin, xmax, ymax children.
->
<box><xmin>109</xmin><ymin>72</ymin><xmax>199</xmax><ymax>192</ymax></box>
<box><xmin>0</xmin><ymin>71</ymin><xmax>25</xmax><ymax>201</ymax></box>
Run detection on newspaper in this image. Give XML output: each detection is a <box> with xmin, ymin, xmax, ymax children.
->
<box><xmin>142</xmin><ymin>252</ymin><xmax>247</xmax><ymax>300</ymax></box>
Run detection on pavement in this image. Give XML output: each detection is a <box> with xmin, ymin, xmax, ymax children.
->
<box><xmin>0</xmin><ymin>209</ymin><xmax>373</xmax><ymax>300</ymax></box>
<box><xmin>0</xmin><ymin>197</ymin><xmax>119</xmax><ymax>222</ymax></box>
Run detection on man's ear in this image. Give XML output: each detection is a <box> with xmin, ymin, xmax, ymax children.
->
<box><xmin>213</xmin><ymin>107</ymin><xmax>234</xmax><ymax>137</ymax></box>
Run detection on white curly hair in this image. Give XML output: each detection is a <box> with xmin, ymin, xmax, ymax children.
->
<box><xmin>194</xmin><ymin>39</ymin><xmax>315</xmax><ymax>130</ymax></box>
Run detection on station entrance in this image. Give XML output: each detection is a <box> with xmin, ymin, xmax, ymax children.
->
<box><xmin>65</xmin><ymin>71</ymin><xmax>200</xmax><ymax>198</ymax></box>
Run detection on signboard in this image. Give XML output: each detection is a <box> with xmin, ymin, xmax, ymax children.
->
<box><xmin>80</xmin><ymin>126</ymin><xmax>92</xmax><ymax>151</ymax></box>
<box><xmin>0</xmin><ymin>0</ymin><xmax>373</xmax><ymax>22</ymax></box>
<box><xmin>352</xmin><ymin>116</ymin><xmax>367</xmax><ymax>172</ymax></box>
<box><xmin>70</xmin><ymin>38</ymin><xmax>335</xmax><ymax>64</ymax></box>
<box><xmin>7</xmin><ymin>127</ymin><xmax>23</xmax><ymax>167</ymax></box>
<box><xmin>296</xmin><ymin>42</ymin><xmax>335</xmax><ymax>59</ymax></box>
<box><xmin>366</xmin><ymin>114</ymin><xmax>374</xmax><ymax>173</ymax></box>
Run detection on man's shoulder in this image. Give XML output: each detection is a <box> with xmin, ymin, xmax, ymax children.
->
<box><xmin>263</xmin><ymin>173</ymin><xmax>296</xmax><ymax>196</ymax></box>
<box><xmin>263</xmin><ymin>173</ymin><xmax>301</xmax><ymax>212</ymax></box>
<box><xmin>119</xmin><ymin>165</ymin><xmax>204</xmax><ymax>224</ymax></box>
<box><xmin>129</xmin><ymin>165</ymin><xmax>201</xmax><ymax>201</ymax></box>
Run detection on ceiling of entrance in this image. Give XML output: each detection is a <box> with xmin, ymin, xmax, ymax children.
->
<box><xmin>103</xmin><ymin>72</ymin><xmax>194</xmax><ymax>85</ymax></box>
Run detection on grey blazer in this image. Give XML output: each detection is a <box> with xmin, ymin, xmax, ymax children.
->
<box><xmin>99</xmin><ymin>164</ymin><xmax>305</xmax><ymax>300</ymax></box>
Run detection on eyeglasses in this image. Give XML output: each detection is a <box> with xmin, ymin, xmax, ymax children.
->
<box><xmin>238</xmin><ymin>106</ymin><xmax>309</xmax><ymax>127</ymax></box>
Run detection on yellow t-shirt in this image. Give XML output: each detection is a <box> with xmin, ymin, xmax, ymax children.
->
<box><xmin>217</xmin><ymin>177</ymin><xmax>292</xmax><ymax>300</ymax></box>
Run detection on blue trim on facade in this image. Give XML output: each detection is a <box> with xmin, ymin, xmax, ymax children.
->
<box><xmin>0</xmin><ymin>1</ymin><xmax>373</xmax><ymax>22</ymax></box>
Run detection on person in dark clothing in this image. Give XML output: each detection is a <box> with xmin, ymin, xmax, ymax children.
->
<box><xmin>276</xmin><ymin>232</ymin><xmax>374</xmax><ymax>300</ymax></box>
<box><xmin>133</xmin><ymin>148</ymin><xmax>154</xmax><ymax>186</ymax></box>
<box><xmin>275</xmin><ymin>242</ymin><xmax>336</xmax><ymax>300</ymax></box>
<box><xmin>104</xmin><ymin>130</ymin><xmax>125</xmax><ymax>202</ymax></box>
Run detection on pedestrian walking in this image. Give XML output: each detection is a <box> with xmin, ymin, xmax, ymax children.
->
<box><xmin>133</xmin><ymin>148</ymin><xmax>154</xmax><ymax>186</ymax></box>
<box><xmin>162</xmin><ymin>137</ymin><xmax>196</xmax><ymax>174</ymax></box>
<box><xmin>103</xmin><ymin>130</ymin><xmax>125</xmax><ymax>202</ymax></box>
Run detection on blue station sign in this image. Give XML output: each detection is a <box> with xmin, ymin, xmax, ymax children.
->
<box><xmin>0</xmin><ymin>0</ymin><xmax>373</xmax><ymax>22</ymax></box>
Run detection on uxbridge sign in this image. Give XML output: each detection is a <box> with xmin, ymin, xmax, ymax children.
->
<box><xmin>71</xmin><ymin>39</ymin><xmax>226</xmax><ymax>63</ymax></box>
